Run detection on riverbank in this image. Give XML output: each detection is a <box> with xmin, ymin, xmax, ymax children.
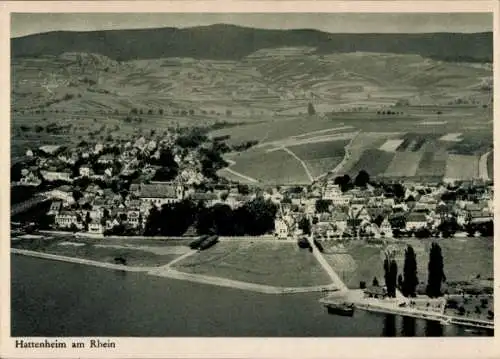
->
<box><xmin>11</xmin><ymin>248</ymin><xmax>150</xmax><ymax>272</ymax></box>
<box><xmin>11</xmin><ymin>249</ymin><xmax>339</xmax><ymax>295</ymax></box>
<box><xmin>320</xmin><ymin>290</ymin><xmax>494</xmax><ymax>331</ymax></box>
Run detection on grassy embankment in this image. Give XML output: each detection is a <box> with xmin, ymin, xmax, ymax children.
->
<box><xmin>172</xmin><ymin>240</ymin><xmax>332</xmax><ymax>287</ymax></box>
<box><xmin>11</xmin><ymin>236</ymin><xmax>191</xmax><ymax>267</ymax></box>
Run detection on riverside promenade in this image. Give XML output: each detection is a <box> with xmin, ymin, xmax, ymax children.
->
<box><xmin>320</xmin><ymin>289</ymin><xmax>494</xmax><ymax>330</ymax></box>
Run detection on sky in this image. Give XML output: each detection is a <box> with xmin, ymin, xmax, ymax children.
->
<box><xmin>11</xmin><ymin>13</ymin><xmax>493</xmax><ymax>38</ymax></box>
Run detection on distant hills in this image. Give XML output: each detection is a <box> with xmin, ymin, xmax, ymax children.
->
<box><xmin>11</xmin><ymin>24</ymin><xmax>492</xmax><ymax>63</ymax></box>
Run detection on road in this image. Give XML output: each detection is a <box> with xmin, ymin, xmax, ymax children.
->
<box><xmin>220</xmin><ymin>167</ymin><xmax>260</xmax><ymax>184</ymax></box>
<box><xmin>281</xmin><ymin>146</ymin><xmax>314</xmax><ymax>183</ymax></box>
<box><xmin>478</xmin><ymin>150</ymin><xmax>491</xmax><ymax>181</ymax></box>
<box><xmin>306</xmin><ymin>216</ymin><xmax>348</xmax><ymax>292</ymax></box>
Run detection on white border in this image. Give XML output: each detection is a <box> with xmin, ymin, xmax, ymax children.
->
<box><xmin>1</xmin><ymin>2</ymin><xmax>499</xmax><ymax>359</ymax></box>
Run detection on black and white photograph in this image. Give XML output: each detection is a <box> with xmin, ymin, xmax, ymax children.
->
<box><xmin>3</xmin><ymin>2</ymin><xmax>497</xmax><ymax>356</ymax></box>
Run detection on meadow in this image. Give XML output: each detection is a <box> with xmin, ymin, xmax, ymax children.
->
<box><xmin>172</xmin><ymin>240</ymin><xmax>332</xmax><ymax>287</ymax></box>
<box><xmin>11</xmin><ymin>236</ymin><xmax>181</xmax><ymax>267</ymax></box>
<box><xmin>322</xmin><ymin>238</ymin><xmax>493</xmax><ymax>290</ymax></box>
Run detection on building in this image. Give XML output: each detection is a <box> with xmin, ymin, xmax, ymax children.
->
<box><xmin>47</xmin><ymin>200</ymin><xmax>63</xmax><ymax>215</ymax></box>
<box><xmin>364</xmin><ymin>286</ymin><xmax>388</xmax><ymax>299</ymax></box>
<box><xmin>79</xmin><ymin>166</ymin><xmax>92</xmax><ymax>177</ymax></box>
<box><xmin>138</xmin><ymin>183</ymin><xmax>184</xmax><ymax>208</ymax></box>
<box><xmin>323</xmin><ymin>184</ymin><xmax>349</xmax><ymax>206</ymax></box>
<box><xmin>94</xmin><ymin>143</ymin><xmax>104</xmax><ymax>154</ymax></box>
<box><xmin>19</xmin><ymin>171</ymin><xmax>42</xmax><ymax>186</ymax></box>
<box><xmin>468</xmin><ymin>211</ymin><xmax>493</xmax><ymax>225</ymax></box>
<box><xmin>39</xmin><ymin>145</ymin><xmax>61</xmax><ymax>156</ymax></box>
<box><xmin>405</xmin><ymin>212</ymin><xmax>428</xmax><ymax>231</ymax></box>
<box><xmin>379</xmin><ymin>218</ymin><xmax>393</xmax><ymax>237</ymax></box>
<box><xmin>127</xmin><ymin>210</ymin><xmax>141</xmax><ymax>227</ymax></box>
<box><xmin>97</xmin><ymin>154</ymin><xmax>114</xmax><ymax>165</ymax></box>
<box><xmin>190</xmin><ymin>192</ymin><xmax>218</xmax><ymax>207</ymax></box>
<box><xmin>274</xmin><ymin>218</ymin><xmax>290</xmax><ymax>239</ymax></box>
<box><xmin>46</xmin><ymin>186</ymin><xmax>75</xmax><ymax>206</ymax></box>
<box><xmin>41</xmin><ymin>170</ymin><xmax>72</xmax><ymax>182</ymax></box>
<box><xmin>331</xmin><ymin>212</ymin><xmax>348</xmax><ymax>234</ymax></box>
<box><xmin>88</xmin><ymin>220</ymin><xmax>104</xmax><ymax>235</ymax></box>
<box><xmin>55</xmin><ymin>211</ymin><xmax>79</xmax><ymax>229</ymax></box>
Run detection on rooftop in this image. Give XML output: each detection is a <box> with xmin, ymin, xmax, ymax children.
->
<box><xmin>139</xmin><ymin>183</ymin><xmax>178</xmax><ymax>199</ymax></box>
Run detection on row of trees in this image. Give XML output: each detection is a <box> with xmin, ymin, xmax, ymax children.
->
<box><xmin>144</xmin><ymin>197</ymin><xmax>278</xmax><ymax>237</ymax></box>
<box><xmin>128</xmin><ymin>108</ymin><xmax>234</xmax><ymax>117</ymax></box>
<box><xmin>333</xmin><ymin>170</ymin><xmax>371</xmax><ymax>192</ymax></box>
<box><xmin>381</xmin><ymin>243</ymin><xmax>446</xmax><ymax>298</ymax></box>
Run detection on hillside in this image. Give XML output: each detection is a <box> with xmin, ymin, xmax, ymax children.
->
<box><xmin>11</xmin><ymin>49</ymin><xmax>492</xmax><ymax>113</ymax></box>
<box><xmin>12</xmin><ymin>24</ymin><xmax>493</xmax><ymax>63</ymax></box>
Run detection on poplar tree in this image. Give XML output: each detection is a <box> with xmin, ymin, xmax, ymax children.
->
<box><xmin>403</xmin><ymin>245</ymin><xmax>418</xmax><ymax>297</ymax></box>
<box><xmin>426</xmin><ymin>242</ymin><xmax>446</xmax><ymax>298</ymax></box>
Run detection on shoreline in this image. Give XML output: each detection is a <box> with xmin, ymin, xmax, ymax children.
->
<box><xmin>11</xmin><ymin>248</ymin><xmax>339</xmax><ymax>295</ymax></box>
<box><xmin>320</xmin><ymin>293</ymin><xmax>494</xmax><ymax>331</ymax></box>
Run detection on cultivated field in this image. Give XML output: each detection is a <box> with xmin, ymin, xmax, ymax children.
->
<box><xmin>346</xmin><ymin>149</ymin><xmax>395</xmax><ymax>177</ymax></box>
<box><xmin>417</xmin><ymin>150</ymin><xmax>448</xmax><ymax>178</ymax></box>
<box><xmin>12</xmin><ymin>48</ymin><xmax>493</xmax><ymax>185</ymax></box>
<box><xmin>172</xmin><ymin>241</ymin><xmax>332</xmax><ymax>287</ymax></box>
<box><xmin>383</xmin><ymin>152</ymin><xmax>424</xmax><ymax>178</ymax></box>
<box><xmin>228</xmin><ymin>147</ymin><xmax>311</xmax><ymax>185</ymax></box>
<box><xmin>444</xmin><ymin>154</ymin><xmax>479</xmax><ymax>181</ymax></box>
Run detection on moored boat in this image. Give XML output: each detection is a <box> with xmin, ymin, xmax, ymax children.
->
<box><xmin>325</xmin><ymin>302</ymin><xmax>355</xmax><ymax>316</ymax></box>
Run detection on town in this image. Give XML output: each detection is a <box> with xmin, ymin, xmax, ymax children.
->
<box><xmin>11</xmin><ymin>126</ymin><xmax>494</xmax><ymax>241</ymax></box>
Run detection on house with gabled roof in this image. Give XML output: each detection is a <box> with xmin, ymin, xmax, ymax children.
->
<box><xmin>405</xmin><ymin>212</ymin><xmax>428</xmax><ymax>231</ymax></box>
<box><xmin>331</xmin><ymin>211</ymin><xmax>349</xmax><ymax>234</ymax></box>
<box><xmin>47</xmin><ymin>200</ymin><xmax>63</xmax><ymax>215</ymax></box>
<box><xmin>137</xmin><ymin>182</ymin><xmax>184</xmax><ymax>208</ymax></box>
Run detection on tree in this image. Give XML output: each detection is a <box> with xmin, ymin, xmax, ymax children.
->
<box><xmin>384</xmin><ymin>254</ymin><xmax>398</xmax><ymax>298</ymax></box>
<box><xmin>402</xmin><ymin>245</ymin><xmax>418</xmax><ymax>297</ymax></box>
<box><xmin>144</xmin><ymin>206</ymin><xmax>161</xmax><ymax>236</ymax></box>
<box><xmin>414</xmin><ymin>227</ymin><xmax>431</xmax><ymax>238</ymax></box>
<box><xmin>10</xmin><ymin>163</ymin><xmax>23</xmax><ymax>182</ymax></box>
<box><xmin>354</xmin><ymin>170</ymin><xmax>370</xmax><ymax>187</ymax></box>
<box><xmin>315</xmin><ymin>199</ymin><xmax>332</xmax><ymax>213</ymax></box>
<box><xmin>196</xmin><ymin>203</ymin><xmax>234</xmax><ymax>236</ymax></box>
<box><xmin>437</xmin><ymin>217</ymin><xmax>458</xmax><ymax>238</ymax></box>
<box><xmin>384</xmin><ymin>256</ymin><xmax>390</xmax><ymax>293</ymax></box>
<box><xmin>72</xmin><ymin>190</ymin><xmax>83</xmax><ymax>202</ymax></box>
<box><xmin>389</xmin><ymin>259</ymin><xmax>398</xmax><ymax>298</ymax></box>
<box><xmin>398</xmin><ymin>274</ymin><xmax>404</xmax><ymax>290</ymax></box>
<box><xmin>158</xmin><ymin>200</ymin><xmax>199</xmax><ymax>236</ymax></box>
<box><xmin>298</xmin><ymin>217</ymin><xmax>311</xmax><ymax>235</ymax></box>
<box><xmin>426</xmin><ymin>242</ymin><xmax>446</xmax><ymax>298</ymax></box>
<box><xmin>84</xmin><ymin>211</ymin><xmax>91</xmax><ymax>231</ymax></box>
<box><xmin>238</xmin><ymin>197</ymin><xmax>278</xmax><ymax>236</ymax></box>
<box><xmin>237</xmin><ymin>184</ymin><xmax>250</xmax><ymax>195</ymax></box>
<box><xmin>334</xmin><ymin>174</ymin><xmax>352</xmax><ymax>192</ymax></box>
<box><xmin>307</xmin><ymin>102</ymin><xmax>316</xmax><ymax>116</ymax></box>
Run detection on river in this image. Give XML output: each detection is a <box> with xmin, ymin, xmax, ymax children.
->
<box><xmin>11</xmin><ymin>255</ymin><xmax>491</xmax><ymax>337</ymax></box>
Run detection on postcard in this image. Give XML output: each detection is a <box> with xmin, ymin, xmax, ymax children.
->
<box><xmin>1</xmin><ymin>1</ymin><xmax>498</xmax><ymax>358</ymax></box>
